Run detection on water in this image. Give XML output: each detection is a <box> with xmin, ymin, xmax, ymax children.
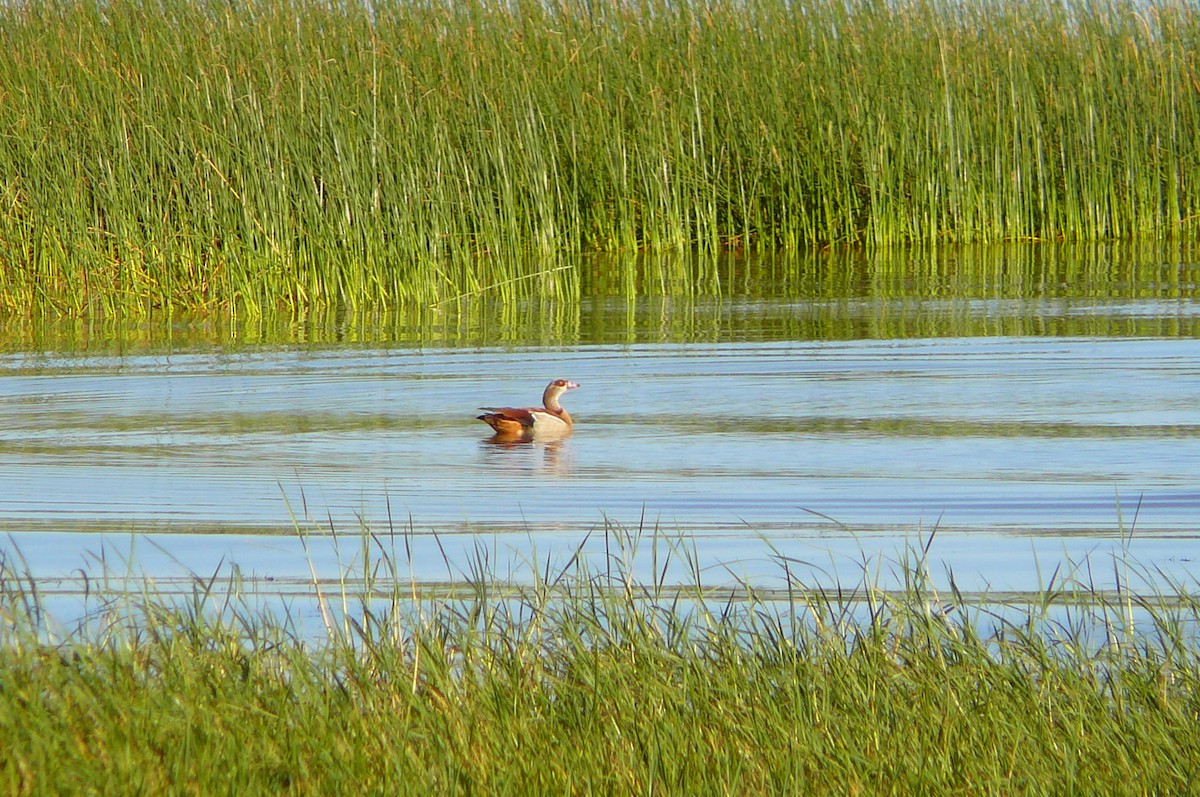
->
<box><xmin>2</xmin><ymin>247</ymin><xmax>1199</xmax><ymax>610</ymax></box>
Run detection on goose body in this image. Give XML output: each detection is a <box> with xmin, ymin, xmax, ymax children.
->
<box><xmin>478</xmin><ymin>379</ymin><xmax>580</xmax><ymax>439</ymax></box>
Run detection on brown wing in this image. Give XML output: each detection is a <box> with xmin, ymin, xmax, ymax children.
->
<box><xmin>477</xmin><ymin>407</ymin><xmax>537</xmax><ymax>435</ymax></box>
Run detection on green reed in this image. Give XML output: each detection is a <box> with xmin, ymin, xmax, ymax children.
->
<box><xmin>1</xmin><ymin>0</ymin><xmax>1198</xmax><ymax>314</ymax></box>
<box><xmin>1</xmin><ymin>522</ymin><xmax>1198</xmax><ymax>794</ymax></box>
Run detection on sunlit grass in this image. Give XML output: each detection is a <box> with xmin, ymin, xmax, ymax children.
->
<box><xmin>1</xmin><ymin>0</ymin><xmax>1198</xmax><ymax>314</ymax></box>
<box><xmin>0</xmin><ymin>521</ymin><xmax>1198</xmax><ymax>794</ymax></box>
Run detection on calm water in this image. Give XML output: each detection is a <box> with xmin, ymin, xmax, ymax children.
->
<box><xmin>2</xmin><ymin>247</ymin><xmax>1199</xmax><ymax>608</ymax></box>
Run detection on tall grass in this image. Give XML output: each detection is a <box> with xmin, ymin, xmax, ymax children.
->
<box><xmin>1</xmin><ymin>524</ymin><xmax>1198</xmax><ymax>794</ymax></box>
<box><xmin>1</xmin><ymin>0</ymin><xmax>1198</xmax><ymax>314</ymax></box>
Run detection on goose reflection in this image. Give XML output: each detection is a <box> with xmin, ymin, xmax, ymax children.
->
<box><xmin>480</xmin><ymin>433</ymin><xmax>572</xmax><ymax>475</ymax></box>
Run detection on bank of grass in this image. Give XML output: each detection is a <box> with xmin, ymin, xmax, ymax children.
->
<box><xmin>1</xmin><ymin>0</ymin><xmax>1198</xmax><ymax>314</ymax></box>
<box><xmin>0</xmin><ymin>527</ymin><xmax>1198</xmax><ymax>794</ymax></box>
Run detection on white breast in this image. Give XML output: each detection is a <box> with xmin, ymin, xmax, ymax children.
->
<box><xmin>529</xmin><ymin>410</ymin><xmax>570</xmax><ymax>432</ymax></box>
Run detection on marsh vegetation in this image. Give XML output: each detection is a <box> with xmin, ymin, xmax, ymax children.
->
<box><xmin>2</xmin><ymin>0</ymin><xmax>1198</xmax><ymax>313</ymax></box>
<box><xmin>1</xmin><ymin>529</ymin><xmax>1198</xmax><ymax>795</ymax></box>
<box><xmin>2</xmin><ymin>0</ymin><xmax>1199</xmax><ymax>790</ymax></box>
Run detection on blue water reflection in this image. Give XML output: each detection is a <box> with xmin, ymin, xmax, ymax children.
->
<box><xmin>0</xmin><ymin>335</ymin><xmax>1197</xmax><ymax>605</ymax></box>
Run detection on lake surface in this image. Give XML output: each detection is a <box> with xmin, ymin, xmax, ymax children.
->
<box><xmin>2</xmin><ymin>246</ymin><xmax>1198</xmax><ymax>614</ymax></box>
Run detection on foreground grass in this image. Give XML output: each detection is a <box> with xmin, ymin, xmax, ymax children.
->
<box><xmin>0</xmin><ymin>531</ymin><xmax>1197</xmax><ymax>795</ymax></box>
<box><xmin>2</xmin><ymin>0</ymin><xmax>1199</xmax><ymax>313</ymax></box>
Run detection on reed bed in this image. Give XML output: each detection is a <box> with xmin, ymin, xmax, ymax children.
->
<box><xmin>0</xmin><ymin>524</ymin><xmax>1198</xmax><ymax>794</ymax></box>
<box><xmin>1</xmin><ymin>0</ymin><xmax>1199</xmax><ymax>314</ymax></box>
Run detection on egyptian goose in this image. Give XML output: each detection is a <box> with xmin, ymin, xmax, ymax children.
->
<box><xmin>477</xmin><ymin>379</ymin><xmax>580</xmax><ymax>438</ymax></box>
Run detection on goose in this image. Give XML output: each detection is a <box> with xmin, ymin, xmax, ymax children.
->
<box><xmin>478</xmin><ymin>379</ymin><xmax>580</xmax><ymax>439</ymax></box>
